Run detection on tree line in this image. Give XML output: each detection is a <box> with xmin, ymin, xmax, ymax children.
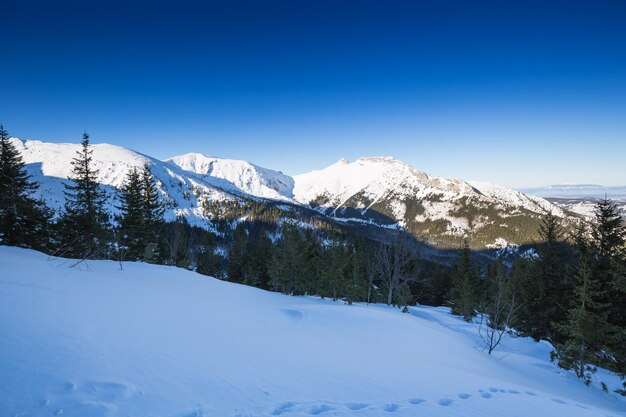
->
<box><xmin>447</xmin><ymin>204</ymin><xmax>626</xmax><ymax>391</ymax></box>
<box><xmin>1</xmin><ymin>124</ymin><xmax>624</xmax><ymax>391</ymax></box>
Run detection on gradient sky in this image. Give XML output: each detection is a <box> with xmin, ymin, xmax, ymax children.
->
<box><xmin>2</xmin><ymin>0</ymin><xmax>625</xmax><ymax>188</ymax></box>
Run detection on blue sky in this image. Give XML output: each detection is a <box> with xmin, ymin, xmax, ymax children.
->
<box><xmin>1</xmin><ymin>0</ymin><xmax>625</xmax><ymax>187</ymax></box>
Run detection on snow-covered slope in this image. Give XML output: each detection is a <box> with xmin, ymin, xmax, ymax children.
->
<box><xmin>11</xmin><ymin>138</ymin><xmax>245</xmax><ymax>226</ymax></box>
<box><xmin>166</xmin><ymin>152</ymin><xmax>294</xmax><ymax>201</ymax></box>
<box><xmin>11</xmin><ymin>136</ymin><xmax>571</xmax><ymax>247</ymax></box>
<box><xmin>1</xmin><ymin>246</ymin><xmax>624</xmax><ymax>417</ymax></box>
<box><xmin>293</xmin><ymin>157</ymin><xmax>564</xmax><ymax>246</ymax></box>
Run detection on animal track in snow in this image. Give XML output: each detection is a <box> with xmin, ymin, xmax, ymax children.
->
<box><xmin>308</xmin><ymin>404</ymin><xmax>333</xmax><ymax>415</ymax></box>
<box><xmin>382</xmin><ymin>403</ymin><xmax>399</xmax><ymax>412</ymax></box>
<box><xmin>408</xmin><ymin>398</ymin><xmax>425</xmax><ymax>405</ymax></box>
<box><xmin>272</xmin><ymin>402</ymin><xmax>295</xmax><ymax>415</ymax></box>
<box><xmin>457</xmin><ymin>393</ymin><xmax>471</xmax><ymax>399</ymax></box>
<box><xmin>346</xmin><ymin>403</ymin><xmax>368</xmax><ymax>410</ymax></box>
<box><xmin>437</xmin><ymin>399</ymin><xmax>453</xmax><ymax>406</ymax></box>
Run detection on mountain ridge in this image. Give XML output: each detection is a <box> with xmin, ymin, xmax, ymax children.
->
<box><xmin>11</xmin><ymin>137</ymin><xmax>571</xmax><ymax>248</ymax></box>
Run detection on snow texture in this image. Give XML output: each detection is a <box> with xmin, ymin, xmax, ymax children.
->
<box><xmin>1</xmin><ymin>247</ymin><xmax>624</xmax><ymax>417</ymax></box>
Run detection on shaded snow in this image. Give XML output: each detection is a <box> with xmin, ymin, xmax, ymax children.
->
<box><xmin>1</xmin><ymin>247</ymin><xmax>624</xmax><ymax>417</ymax></box>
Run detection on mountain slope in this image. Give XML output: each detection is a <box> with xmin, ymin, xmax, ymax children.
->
<box><xmin>11</xmin><ymin>137</ymin><xmax>570</xmax><ymax>248</ymax></box>
<box><xmin>1</xmin><ymin>246</ymin><xmax>623</xmax><ymax>417</ymax></box>
<box><xmin>166</xmin><ymin>152</ymin><xmax>294</xmax><ymax>201</ymax></box>
<box><xmin>11</xmin><ymin>138</ymin><xmax>250</xmax><ymax>226</ymax></box>
<box><xmin>293</xmin><ymin>157</ymin><xmax>565</xmax><ymax>247</ymax></box>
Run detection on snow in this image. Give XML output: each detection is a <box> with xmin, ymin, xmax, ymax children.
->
<box><xmin>1</xmin><ymin>246</ymin><xmax>624</xmax><ymax>417</ymax></box>
<box><xmin>166</xmin><ymin>153</ymin><xmax>295</xmax><ymax>201</ymax></box>
<box><xmin>10</xmin><ymin>138</ymin><xmax>239</xmax><ymax>226</ymax></box>
<box><xmin>10</xmin><ymin>137</ymin><xmax>568</xmax><ymax>237</ymax></box>
<box><xmin>468</xmin><ymin>181</ymin><xmax>565</xmax><ymax>217</ymax></box>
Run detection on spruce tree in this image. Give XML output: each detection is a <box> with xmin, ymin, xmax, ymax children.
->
<box><xmin>589</xmin><ymin>198</ymin><xmax>626</xmax><ymax>378</ymax></box>
<box><xmin>269</xmin><ymin>224</ymin><xmax>304</xmax><ymax>295</ymax></box>
<box><xmin>228</xmin><ymin>223</ymin><xmax>249</xmax><ymax>283</ymax></box>
<box><xmin>116</xmin><ymin>168</ymin><xmax>145</xmax><ymax>260</ymax></box>
<box><xmin>61</xmin><ymin>132</ymin><xmax>110</xmax><ymax>258</ymax></box>
<box><xmin>554</xmin><ymin>256</ymin><xmax>613</xmax><ymax>384</ymax></box>
<box><xmin>527</xmin><ymin>211</ymin><xmax>573</xmax><ymax>342</ymax></box>
<box><xmin>449</xmin><ymin>240</ymin><xmax>481</xmax><ymax>321</ymax></box>
<box><xmin>0</xmin><ymin>124</ymin><xmax>51</xmax><ymax>249</ymax></box>
<box><xmin>140</xmin><ymin>164</ymin><xmax>164</xmax><ymax>261</ymax></box>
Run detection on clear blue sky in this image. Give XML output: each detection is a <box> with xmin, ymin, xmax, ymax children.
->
<box><xmin>2</xmin><ymin>0</ymin><xmax>625</xmax><ymax>187</ymax></box>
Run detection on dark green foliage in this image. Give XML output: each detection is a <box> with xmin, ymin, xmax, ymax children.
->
<box><xmin>588</xmin><ymin>199</ymin><xmax>626</xmax><ymax>378</ymax></box>
<box><xmin>553</xmin><ymin>256</ymin><xmax>613</xmax><ymax>384</ymax></box>
<box><xmin>526</xmin><ymin>212</ymin><xmax>574</xmax><ymax>342</ymax></box>
<box><xmin>116</xmin><ymin>168</ymin><xmax>145</xmax><ymax>260</ymax></box>
<box><xmin>449</xmin><ymin>240</ymin><xmax>481</xmax><ymax>321</ymax></box>
<box><xmin>0</xmin><ymin>124</ymin><xmax>51</xmax><ymax>249</ymax></box>
<box><xmin>269</xmin><ymin>223</ymin><xmax>306</xmax><ymax>295</ymax></box>
<box><xmin>59</xmin><ymin>132</ymin><xmax>111</xmax><ymax>258</ymax></box>
<box><xmin>116</xmin><ymin>164</ymin><xmax>165</xmax><ymax>262</ymax></box>
<box><xmin>141</xmin><ymin>164</ymin><xmax>165</xmax><ymax>258</ymax></box>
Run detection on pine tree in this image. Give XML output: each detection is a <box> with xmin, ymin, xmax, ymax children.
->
<box><xmin>589</xmin><ymin>198</ymin><xmax>626</xmax><ymax>378</ymax></box>
<box><xmin>527</xmin><ymin>211</ymin><xmax>573</xmax><ymax>342</ymax></box>
<box><xmin>140</xmin><ymin>164</ymin><xmax>164</xmax><ymax>261</ymax></box>
<box><xmin>0</xmin><ymin>124</ymin><xmax>51</xmax><ymax>249</ymax></box>
<box><xmin>269</xmin><ymin>224</ymin><xmax>304</xmax><ymax>295</ymax></box>
<box><xmin>116</xmin><ymin>168</ymin><xmax>145</xmax><ymax>260</ymax></box>
<box><xmin>228</xmin><ymin>223</ymin><xmax>249</xmax><ymax>283</ymax></box>
<box><xmin>554</xmin><ymin>256</ymin><xmax>613</xmax><ymax>384</ymax></box>
<box><xmin>60</xmin><ymin>132</ymin><xmax>110</xmax><ymax>258</ymax></box>
<box><xmin>449</xmin><ymin>240</ymin><xmax>481</xmax><ymax>321</ymax></box>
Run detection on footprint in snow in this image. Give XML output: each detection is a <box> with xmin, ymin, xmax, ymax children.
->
<box><xmin>481</xmin><ymin>392</ymin><xmax>492</xmax><ymax>399</ymax></box>
<box><xmin>346</xmin><ymin>403</ymin><xmax>369</xmax><ymax>411</ymax></box>
<box><xmin>489</xmin><ymin>387</ymin><xmax>499</xmax><ymax>393</ymax></box>
<box><xmin>272</xmin><ymin>402</ymin><xmax>295</xmax><ymax>415</ymax></box>
<box><xmin>525</xmin><ymin>391</ymin><xmax>537</xmax><ymax>396</ymax></box>
<box><xmin>507</xmin><ymin>390</ymin><xmax>520</xmax><ymax>394</ymax></box>
<box><xmin>457</xmin><ymin>393</ymin><xmax>471</xmax><ymax>399</ymax></box>
<box><xmin>438</xmin><ymin>399</ymin><xmax>453</xmax><ymax>406</ymax></box>
<box><xmin>383</xmin><ymin>403</ymin><xmax>399</xmax><ymax>412</ymax></box>
<box><xmin>551</xmin><ymin>398</ymin><xmax>567</xmax><ymax>405</ymax></box>
<box><xmin>408</xmin><ymin>398</ymin><xmax>425</xmax><ymax>405</ymax></box>
<box><xmin>308</xmin><ymin>404</ymin><xmax>333</xmax><ymax>415</ymax></box>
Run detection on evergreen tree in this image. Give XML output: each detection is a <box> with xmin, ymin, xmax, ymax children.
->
<box><xmin>269</xmin><ymin>224</ymin><xmax>305</xmax><ymax>295</ymax></box>
<box><xmin>0</xmin><ymin>124</ymin><xmax>51</xmax><ymax>249</ymax></box>
<box><xmin>140</xmin><ymin>164</ymin><xmax>164</xmax><ymax>261</ymax></box>
<box><xmin>228</xmin><ymin>223</ymin><xmax>249</xmax><ymax>283</ymax></box>
<box><xmin>60</xmin><ymin>132</ymin><xmax>110</xmax><ymax>258</ymax></box>
<box><xmin>116</xmin><ymin>168</ymin><xmax>145</xmax><ymax>260</ymax></box>
<box><xmin>449</xmin><ymin>240</ymin><xmax>481</xmax><ymax>321</ymax></box>
<box><xmin>589</xmin><ymin>198</ymin><xmax>626</xmax><ymax>378</ymax></box>
<box><xmin>526</xmin><ymin>211</ymin><xmax>573</xmax><ymax>342</ymax></box>
<box><xmin>554</xmin><ymin>256</ymin><xmax>613</xmax><ymax>384</ymax></box>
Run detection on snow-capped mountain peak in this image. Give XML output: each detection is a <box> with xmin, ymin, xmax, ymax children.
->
<box><xmin>166</xmin><ymin>153</ymin><xmax>294</xmax><ymax>201</ymax></box>
<box><xmin>10</xmin><ymin>136</ymin><xmax>570</xmax><ymax>247</ymax></box>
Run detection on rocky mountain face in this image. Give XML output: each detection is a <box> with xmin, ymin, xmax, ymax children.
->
<box><xmin>13</xmin><ymin>137</ymin><xmax>572</xmax><ymax>249</ymax></box>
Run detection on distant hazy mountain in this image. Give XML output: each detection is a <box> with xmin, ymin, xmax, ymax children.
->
<box><xmin>520</xmin><ymin>184</ymin><xmax>626</xmax><ymax>199</ymax></box>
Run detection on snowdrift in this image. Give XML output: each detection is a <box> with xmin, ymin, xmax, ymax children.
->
<box><xmin>0</xmin><ymin>247</ymin><xmax>623</xmax><ymax>417</ymax></box>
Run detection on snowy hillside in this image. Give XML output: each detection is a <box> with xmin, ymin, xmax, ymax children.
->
<box><xmin>1</xmin><ymin>246</ymin><xmax>624</xmax><ymax>417</ymax></box>
<box><xmin>166</xmin><ymin>153</ymin><xmax>295</xmax><ymax>201</ymax></box>
<box><xmin>292</xmin><ymin>157</ymin><xmax>564</xmax><ymax>246</ymax></box>
<box><xmin>11</xmin><ymin>137</ymin><xmax>569</xmax><ymax>246</ymax></box>
<box><xmin>11</xmin><ymin>138</ymin><xmax>246</xmax><ymax>226</ymax></box>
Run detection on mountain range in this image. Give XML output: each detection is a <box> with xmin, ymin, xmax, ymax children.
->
<box><xmin>12</xmin><ymin>137</ymin><xmax>574</xmax><ymax>249</ymax></box>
